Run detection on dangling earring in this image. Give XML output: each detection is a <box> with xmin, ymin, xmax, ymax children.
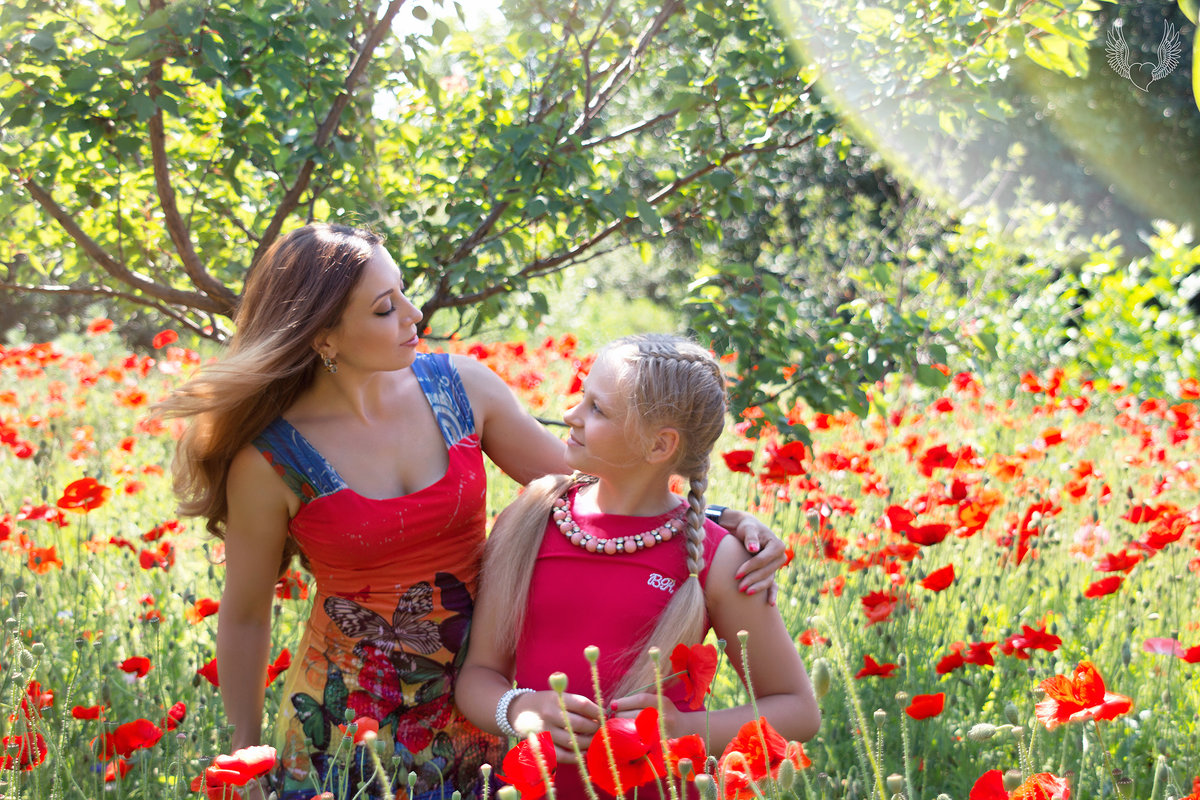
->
<box><xmin>321</xmin><ymin>354</ymin><xmax>338</xmax><ymax>374</ymax></box>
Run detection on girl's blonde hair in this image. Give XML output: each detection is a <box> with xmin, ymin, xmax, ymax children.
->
<box><xmin>479</xmin><ymin>333</ymin><xmax>727</xmax><ymax>698</ymax></box>
<box><xmin>155</xmin><ymin>223</ymin><xmax>384</xmax><ymax>574</ymax></box>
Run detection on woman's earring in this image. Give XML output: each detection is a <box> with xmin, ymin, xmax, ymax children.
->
<box><xmin>321</xmin><ymin>354</ymin><xmax>338</xmax><ymax>374</ymax></box>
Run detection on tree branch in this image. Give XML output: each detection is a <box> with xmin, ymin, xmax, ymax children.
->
<box><xmin>252</xmin><ymin>0</ymin><xmax>409</xmax><ymax>267</ymax></box>
<box><xmin>0</xmin><ymin>281</ymin><xmax>225</xmax><ymax>340</ymax></box>
<box><xmin>13</xmin><ymin>172</ymin><xmax>229</xmax><ymax>314</ymax></box>
<box><xmin>145</xmin><ymin>0</ymin><xmax>238</xmax><ymax>313</ymax></box>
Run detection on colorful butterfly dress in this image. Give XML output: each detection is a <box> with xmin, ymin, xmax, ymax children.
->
<box><xmin>251</xmin><ymin>353</ymin><xmax>503</xmax><ymax>800</ymax></box>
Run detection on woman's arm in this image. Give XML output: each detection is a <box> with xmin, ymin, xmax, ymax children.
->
<box><xmin>610</xmin><ymin>535</ymin><xmax>819</xmax><ymax>751</ymax></box>
<box><xmin>455</xmin><ymin>578</ymin><xmax>601</xmax><ymax>763</ymax></box>
<box><xmin>217</xmin><ymin>446</ymin><xmax>294</xmax><ymax>752</ymax></box>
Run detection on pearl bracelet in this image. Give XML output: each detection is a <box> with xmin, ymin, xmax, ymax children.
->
<box><xmin>495</xmin><ymin>687</ymin><xmax>534</xmax><ymax>738</ymax></box>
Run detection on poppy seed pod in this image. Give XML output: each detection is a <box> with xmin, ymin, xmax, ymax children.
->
<box><xmin>778</xmin><ymin>758</ymin><xmax>797</xmax><ymax>791</ymax></box>
<box><xmin>967</xmin><ymin>723</ymin><xmax>997</xmax><ymax>741</ymax></box>
<box><xmin>1003</xmin><ymin>770</ymin><xmax>1023</xmax><ymax>791</ymax></box>
<box><xmin>695</xmin><ymin>773</ymin><xmax>717</xmax><ymax>800</ymax></box>
<box><xmin>886</xmin><ymin>773</ymin><xmax>905</xmax><ymax>793</ymax></box>
<box><xmin>811</xmin><ymin>658</ymin><xmax>831</xmax><ymax>699</ymax></box>
<box><xmin>548</xmin><ymin>672</ymin><xmax>568</xmax><ymax>694</ymax></box>
<box><xmin>1004</xmin><ymin>701</ymin><xmax>1021</xmax><ymax>725</ymax></box>
<box><xmin>496</xmin><ymin>786</ymin><xmax>520</xmax><ymax>800</ymax></box>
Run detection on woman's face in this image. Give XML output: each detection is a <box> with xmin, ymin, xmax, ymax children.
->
<box><xmin>318</xmin><ymin>245</ymin><xmax>423</xmax><ymax>373</ymax></box>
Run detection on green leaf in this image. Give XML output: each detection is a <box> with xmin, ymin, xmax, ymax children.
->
<box><xmin>915</xmin><ymin>363</ymin><xmax>949</xmax><ymax>388</ymax></box>
<box><xmin>635</xmin><ymin>197</ymin><xmax>661</xmax><ymax>231</ymax></box>
<box><xmin>432</xmin><ymin>18</ymin><xmax>450</xmax><ymax>45</ymax></box>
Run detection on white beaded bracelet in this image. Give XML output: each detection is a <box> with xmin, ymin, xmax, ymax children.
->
<box><xmin>495</xmin><ymin>687</ymin><xmax>534</xmax><ymax>738</ymax></box>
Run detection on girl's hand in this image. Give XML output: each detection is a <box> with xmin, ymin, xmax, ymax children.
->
<box><xmin>718</xmin><ymin>509</ymin><xmax>786</xmax><ymax>604</ymax></box>
<box><xmin>510</xmin><ymin>690</ymin><xmax>601</xmax><ymax>764</ymax></box>
<box><xmin>608</xmin><ymin>693</ymin><xmax>685</xmax><ymax>739</ymax></box>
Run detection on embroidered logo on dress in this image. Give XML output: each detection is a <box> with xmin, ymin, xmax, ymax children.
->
<box><xmin>647</xmin><ymin>573</ymin><xmax>677</xmax><ymax>594</ymax></box>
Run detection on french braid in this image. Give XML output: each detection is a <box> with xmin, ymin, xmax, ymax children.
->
<box><xmin>608</xmin><ymin>335</ymin><xmax>728</xmax><ymax>698</ymax></box>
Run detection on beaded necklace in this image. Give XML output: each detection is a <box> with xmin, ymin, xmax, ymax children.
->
<box><xmin>552</xmin><ymin>482</ymin><xmax>685</xmax><ymax>556</ymax></box>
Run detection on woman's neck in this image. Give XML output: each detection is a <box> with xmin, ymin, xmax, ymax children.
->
<box><xmin>581</xmin><ymin>474</ymin><xmax>679</xmax><ymax>517</ymax></box>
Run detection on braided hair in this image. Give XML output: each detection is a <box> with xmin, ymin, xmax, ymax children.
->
<box><xmin>605</xmin><ymin>334</ymin><xmax>728</xmax><ymax>698</ymax></box>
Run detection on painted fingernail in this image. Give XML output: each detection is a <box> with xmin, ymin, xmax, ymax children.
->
<box><xmin>747</xmin><ymin>588</ymin><xmax>756</xmax><ymax>595</ymax></box>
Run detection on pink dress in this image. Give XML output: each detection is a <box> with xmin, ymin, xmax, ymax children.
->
<box><xmin>252</xmin><ymin>353</ymin><xmax>503</xmax><ymax>800</ymax></box>
<box><xmin>514</xmin><ymin>483</ymin><xmax>727</xmax><ymax>800</ymax></box>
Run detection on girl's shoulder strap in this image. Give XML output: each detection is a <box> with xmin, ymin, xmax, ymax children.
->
<box><xmin>250</xmin><ymin>417</ymin><xmax>347</xmax><ymax>505</ymax></box>
<box><xmin>410</xmin><ymin>352</ymin><xmax>476</xmax><ymax>446</ymax></box>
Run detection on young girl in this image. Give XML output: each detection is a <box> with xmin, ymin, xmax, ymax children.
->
<box><xmin>456</xmin><ymin>334</ymin><xmax>820</xmax><ymax>799</ymax></box>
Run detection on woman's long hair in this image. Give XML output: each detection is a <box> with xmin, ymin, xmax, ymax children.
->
<box><xmin>155</xmin><ymin>223</ymin><xmax>383</xmax><ymax>573</ymax></box>
<box><xmin>479</xmin><ymin>334</ymin><xmax>728</xmax><ymax>699</ymax></box>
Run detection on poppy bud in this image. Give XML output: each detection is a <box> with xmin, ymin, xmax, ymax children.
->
<box><xmin>1009</xmin><ymin>726</ymin><xmax>1025</xmax><ymax>739</ymax></box>
<box><xmin>1004</xmin><ymin>702</ymin><xmax>1020</xmax><ymax>725</ymax></box>
<box><xmin>451</xmin><ymin>793</ymin><xmax>462</xmax><ymax>800</ymax></box>
<box><xmin>778</xmin><ymin>759</ymin><xmax>797</xmax><ymax>791</ymax></box>
<box><xmin>937</xmin><ymin>795</ymin><xmax>952</xmax><ymax>800</ymax></box>
<box><xmin>584</xmin><ymin>646</ymin><xmax>600</xmax><ymax>664</ymax></box>
<box><xmin>19</xmin><ymin>649</ymin><xmax>36</xmax><ymax>669</ymax></box>
<box><xmin>480</xmin><ymin>764</ymin><xmax>492</xmax><ymax>782</ymax></box>
<box><xmin>886</xmin><ymin>774</ymin><xmax>905</xmax><ymax>794</ymax></box>
<box><xmin>967</xmin><ymin>723</ymin><xmax>997</xmax><ymax>741</ymax></box>
<box><xmin>894</xmin><ymin>691</ymin><xmax>909</xmax><ymax>704</ymax></box>
<box><xmin>874</xmin><ymin>709</ymin><xmax>888</xmax><ymax>727</ymax></box>
<box><xmin>648</xmin><ymin>646</ymin><xmax>661</xmax><ymax>664</ymax></box>
<box><xmin>497</xmin><ymin>786</ymin><xmax>520</xmax><ymax>800</ymax></box>
<box><xmin>1155</xmin><ymin>756</ymin><xmax>1169</xmax><ymax>783</ymax></box>
<box><xmin>548</xmin><ymin>673</ymin><xmax>568</xmax><ymax>694</ymax></box>
<box><xmin>811</xmin><ymin>658</ymin><xmax>831</xmax><ymax>699</ymax></box>
<box><xmin>1002</xmin><ymin>770</ymin><xmax>1023</xmax><ymax>791</ymax></box>
<box><xmin>678</xmin><ymin>759</ymin><xmax>695</xmax><ymax>783</ymax></box>
<box><xmin>13</xmin><ymin>592</ymin><xmax>26</xmax><ymax>612</ymax></box>
<box><xmin>30</xmin><ymin>642</ymin><xmax>44</xmax><ymax>657</ymax></box>
<box><xmin>695</xmin><ymin>774</ymin><xmax>717</xmax><ymax>800</ymax></box>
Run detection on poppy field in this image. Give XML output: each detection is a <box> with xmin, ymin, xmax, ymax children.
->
<box><xmin>1</xmin><ymin>327</ymin><xmax>1198</xmax><ymax>800</ymax></box>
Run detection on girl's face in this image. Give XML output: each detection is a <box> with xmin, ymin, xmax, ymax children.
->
<box><xmin>562</xmin><ymin>350</ymin><xmax>645</xmax><ymax>475</ymax></box>
<box><xmin>318</xmin><ymin>245</ymin><xmax>423</xmax><ymax>373</ymax></box>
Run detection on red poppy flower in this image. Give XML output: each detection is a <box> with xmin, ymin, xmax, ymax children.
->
<box><xmin>962</xmin><ymin>641</ymin><xmax>996</xmax><ymax>667</ymax></box>
<box><xmin>666</xmin><ymin>734</ymin><xmax>706</xmax><ymax>779</ymax></box>
<box><xmin>585</xmin><ymin>707</ymin><xmax>666</xmax><ymax>795</ymax></box>
<box><xmin>102</xmin><ymin>718</ymin><xmax>163</xmax><ymax>758</ymax></box>
<box><xmin>860</xmin><ymin>590</ymin><xmax>899</xmax><ymax>626</ymax></box>
<box><xmin>274</xmin><ymin>570</ymin><xmax>310</xmax><ymax>600</ymax></box>
<box><xmin>72</xmin><ymin>704</ymin><xmax>106</xmax><ymax>720</ymax></box>
<box><xmin>669</xmin><ymin>643</ymin><xmax>719</xmax><ymax>710</ymax></box>
<box><xmin>1034</xmin><ymin>428</ymin><xmax>1064</xmax><ymax>449</ymax></box>
<box><xmin>1095</xmin><ymin>548</ymin><xmax>1141</xmax><ymax>573</ymax></box>
<box><xmin>119</xmin><ymin>656</ymin><xmax>152</xmax><ymax>677</ymax></box>
<box><xmin>186</xmin><ymin>598</ymin><xmax>220</xmax><ymax>624</ymax></box>
<box><xmin>936</xmin><ymin>650</ymin><xmax>965</xmax><ymax>675</ymax></box>
<box><xmin>86</xmin><ymin>318</ymin><xmax>114</xmax><ymax>336</ymax></box>
<box><xmin>207</xmin><ymin>745</ymin><xmax>277</xmax><ymax>785</ymax></box>
<box><xmin>197</xmin><ymin>658</ymin><xmax>220</xmax><ymax>687</ymax></box>
<box><xmin>722</xmin><ymin>449</ymin><xmax>755</xmax><ymax>474</ymax></box>
<box><xmin>1181</xmin><ymin>645</ymin><xmax>1200</xmax><ymax>664</ymax></box>
<box><xmin>1034</xmin><ymin>661</ymin><xmax>1132</xmax><ymax>730</ymax></box>
<box><xmin>904</xmin><ymin>522</ymin><xmax>951</xmax><ymax>547</ymax></box>
<box><xmin>1011</xmin><ymin>772</ymin><xmax>1072</xmax><ymax>800</ymax></box>
<box><xmin>23</xmin><ymin>680</ymin><xmax>54</xmax><ymax>710</ymax></box>
<box><xmin>970</xmin><ymin>769</ymin><xmax>1007</xmax><ymax>800</ymax></box>
<box><xmin>0</xmin><ymin>732</ymin><xmax>47</xmax><ymax>770</ymax></box>
<box><xmin>796</xmin><ymin>629</ymin><xmax>828</xmax><ymax>646</ymax></box>
<box><xmin>163</xmin><ymin>701</ymin><xmax>187</xmax><ymax>731</ymax></box>
<box><xmin>905</xmin><ymin>693</ymin><xmax>945</xmax><ymax>720</ymax></box>
<box><xmin>27</xmin><ymin>545</ymin><xmax>63</xmax><ymax>574</ymax></box>
<box><xmin>718</xmin><ymin>717</ymin><xmax>809</xmax><ymax>800</ymax></box>
<box><xmin>266</xmin><ymin>648</ymin><xmax>292</xmax><ymax>686</ymax></box>
<box><xmin>855</xmin><ymin>654</ymin><xmax>897</xmax><ymax>679</ymax></box>
<box><xmin>1083</xmin><ymin>576</ymin><xmax>1122</xmax><ymax>598</ymax></box>
<box><xmin>56</xmin><ymin>477</ymin><xmax>112</xmax><ymax>513</ymax></box>
<box><xmin>338</xmin><ymin>716</ymin><xmax>381</xmax><ymax>745</ymax></box>
<box><xmin>920</xmin><ymin>564</ymin><xmax>956</xmax><ymax>591</ymax></box>
<box><xmin>1000</xmin><ymin>624</ymin><xmax>1062</xmax><ymax>659</ymax></box>
<box><xmin>104</xmin><ymin>758</ymin><xmax>131</xmax><ymax>782</ymax></box>
<box><xmin>152</xmin><ymin>330</ymin><xmax>179</xmax><ymax>349</ymax></box>
<box><xmin>497</xmin><ymin>731</ymin><xmax>556</xmax><ymax>800</ymax></box>
<box><xmin>1142</xmin><ymin>638</ymin><xmax>1184</xmax><ymax>657</ymax></box>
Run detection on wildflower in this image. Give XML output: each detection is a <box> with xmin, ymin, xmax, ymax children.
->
<box><xmin>275</xmin><ymin>570</ymin><xmax>310</xmax><ymax>600</ymax></box>
<box><xmin>920</xmin><ymin>564</ymin><xmax>956</xmax><ymax>591</ymax></box>
<box><xmin>56</xmin><ymin>477</ymin><xmax>112</xmax><ymax>513</ymax></box>
<box><xmin>98</xmin><ymin>718</ymin><xmax>163</xmax><ymax>758</ymax></box>
<box><xmin>152</xmin><ymin>330</ymin><xmax>178</xmax><ymax>349</ymax></box>
<box><xmin>718</xmin><ymin>717</ymin><xmax>810</xmax><ymax>800</ymax></box>
<box><xmin>666</xmin><ymin>734</ymin><xmax>706</xmax><ymax>780</ymax></box>
<box><xmin>1142</xmin><ymin>638</ymin><xmax>1184</xmax><ymax>657</ymax></box>
<box><xmin>163</xmin><ymin>701</ymin><xmax>187</xmax><ymax>731</ymax></box>
<box><xmin>971</xmin><ymin>769</ymin><xmax>1071</xmax><ymax>800</ymax></box>
<box><xmin>585</xmin><ymin>707</ymin><xmax>666</xmax><ymax>795</ymax></box>
<box><xmin>104</xmin><ymin>758</ymin><xmax>131</xmax><ymax>782</ymax></box>
<box><xmin>72</xmin><ymin>704</ymin><xmax>106</xmax><ymax>719</ymax></box>
<box><xmin>854</xmin><ymin>655</ymin><xmax>898</xmax><ymax>679</ymax></box>
<box><xmin>197</xmin><ymin>658</ymin><xmax>220</xmax><ymax>687</ymax></box>
<box><xmin>496</xmin><ymin>732</ymin><xmax>556</xmax><ymax>800</ymax></box>
<box><xmin>119</xmin><ymin>656</ymin><xmax>152</xmax><ymax>677</ymax></box>
<box><xmin>27</xmin><ymin>545</ymin><xmax>63</xmax><ymax>574</ymax></box>
<box><xmin>0</xmin><ymin>731</ymin><xmax>47</xmax><ymax>770</ymax></box>
<box><xmin>1083</xmin><ymin>576</ymin><xmax>1122</xmax><ymax>598</ymax></box>
<box><xmin>186</xmin><ymin>598</ymin><xmax>221</xmax><ymax>624</ymax></box>
<box><xmin>669</xmin><ymin>643</ymin><xmax>719</xmax><ymax>710</ymax></box>
<box><xmin>722</xmin><ymin>449</ymin><xmax>755</xmax><ymax>474</ymax></box>
<box><xmin>1095</xmin><ymin>548</ymin><xmax>1141</xmax><ymax>573</ymax></box>
<box><xmin>1001</xmin><ymin>624</ymin><xmax>1061</xmax><ymax>659</ymax></box>
<box><xmin>1034</xmin><ymin>661</ymin><xmax>1132</xmax><ymax>730</ymax></box>
<box><xmin>338</xmin><ymin>716</ymin><xmax>381</xmax><ymax>745</ymax></box>
<box><xmin>905</xmin><ymin>693</ymin><xmax>945</xmax><ymax>720</ymax></box>
<box><xmin>193</xmin><ymin>745</ymin><xmax>277</xmax><ymax>800</ymax></box>
<box><xmin>860</xmin><ymin>590</ymin><xmax>899</xmax><ymax>626</ymax></box>
<box><xmin>86</xmin><ymin>318</ymin><xmax>114</xmax><ymax>336</ymax></box>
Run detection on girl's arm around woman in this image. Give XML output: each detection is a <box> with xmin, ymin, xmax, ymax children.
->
<box><xmin>610</xmin><ymin>534</ymin><xmax>820</xmax><ymax>751</ymax></box>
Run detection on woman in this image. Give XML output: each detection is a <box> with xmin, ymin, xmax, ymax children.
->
<box><xmin>158</xmin><ymin>223</ymin><xmax>782</xmax><ymax>800</ymax></box>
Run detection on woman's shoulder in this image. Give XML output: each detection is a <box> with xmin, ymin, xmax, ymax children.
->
<box><xmin>228</xmin><ymin>442</ymin><xmax>301</xmax><ymax>518</ymax></box>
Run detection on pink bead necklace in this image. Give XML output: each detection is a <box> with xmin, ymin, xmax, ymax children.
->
<box><xmin>552</xmin><ymin>489</ymin><xmax>684</xmax><ymax>556</ymax></box>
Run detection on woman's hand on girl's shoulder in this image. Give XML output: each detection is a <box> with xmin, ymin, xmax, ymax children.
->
<box><xmin>714</xmin><ymin>509</ymin><xmax>785</xmax><ymax>604</ymax></box>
